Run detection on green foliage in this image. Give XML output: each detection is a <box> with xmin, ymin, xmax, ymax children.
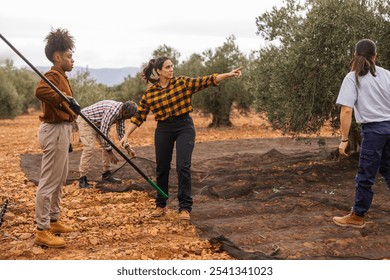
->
<box><xmin>176</xmin><ymin>53</ymin><xmax>206</xmax><ymax>77</ymax></box>
<box><xmin>252</xmin><ymin>0</ymin><xmax>390</xmax><ymax>134</ymax></box>
<box><xmin>112</xmin><ymin>73</ymin><xmax>146</xmax><ymax>104</ymax></box>
<box><xmin>69</xmin><ymin>70</ymin><xmax>107</xmax><ymax>107</ymax></box>
<box><xmin>0</xmin><ymin>69</ymin><xmax>22</xmax><ymax>119</ymax></box>
<box><xmin>152</xmin><ymin>44</ymin><xmax>181</xmax><ymax>66</ymax></box>
<box><xmin>183</xmin><ymin>36</ymin><xmax>251</xmax><ymax>127</ymax></box>
<box><xmin>11</xmin><ymin>68</ymin><xmax>40</xmax><ymax>112</ymax></box>
<box><xmin>0</xmin><ymin>60</ymin><xmax>39</xmax><ymax>118</ymax></box>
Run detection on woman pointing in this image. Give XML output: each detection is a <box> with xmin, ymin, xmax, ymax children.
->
<box><xmin>120</xmin><ymin>56</ymin><xmax>242</xmax><ymax>221</ymax></box>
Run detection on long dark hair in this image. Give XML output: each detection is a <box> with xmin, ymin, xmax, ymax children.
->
<box><xmin>141</xmin><ymin>56</ymin><xmax>170</xmax><ymax>85</ymax></box>
<box><xmin>351</xmin><ymin>39</ymin><xmax>376</xmax><ymax>87</ymax></box>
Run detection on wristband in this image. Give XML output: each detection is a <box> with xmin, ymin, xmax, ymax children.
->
<box><xmin>341</xmin><ymin>139</ymin><xmax>349</xmax><ymax>142</ymax></box>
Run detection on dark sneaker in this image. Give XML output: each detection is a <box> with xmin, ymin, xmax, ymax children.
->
<box><xmin>151</xmin><ymin>207</ymin><xmax>167</xmax><ymax>217</ymax></box>
<box><xmin>50</xmin><ymin>221</ymin><xmax>73</xmax><ymax>234</ymax></box>
<box><xmin>179</xmin><ymin>210</ymin><xmax>190</xmax><ymax>221</ymax></box>
<box><xmin>35</xmin><ymin>229</ymin><xmax>66</xmax><ymax>248</ymax></box>
<box><xmin>102</xmin><ymin>171</ymin><xmax>121</xmax><ymax>183</ymax></box>
<box><xmin>333</xmin><ymin>211</ymin><xmax>366</xmax><ymax>229</ymax></box>
<box><xmin>79</xmin><ymin>176</ymin><xmax>92</xmax><ymax>189</ymax></box>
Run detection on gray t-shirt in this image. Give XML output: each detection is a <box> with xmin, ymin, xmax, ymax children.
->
<box><xmin>336</xmin><ymin>66</ymin><xmax>390</xmax><ymax>124</ymax></box>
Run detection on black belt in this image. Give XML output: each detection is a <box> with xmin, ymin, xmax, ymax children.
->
<box><xmin>160</xmin><ymin>113</ymin><xmax>190</xmax><ymax>122</ymax></box>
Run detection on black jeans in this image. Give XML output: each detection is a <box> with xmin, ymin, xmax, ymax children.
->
<box><xmin>154</xmin><ymin>113</ymin><xmax>195</xmax><ymax>212</ymax></box>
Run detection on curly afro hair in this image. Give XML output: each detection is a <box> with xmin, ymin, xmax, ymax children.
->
<box><xmin>44</xmin><ymin>28</ymin><xmax>75</xmax><ymax>62</ymax></box>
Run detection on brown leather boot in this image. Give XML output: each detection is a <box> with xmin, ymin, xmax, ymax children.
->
<box><xmin>151</xmin><ymin>207</ymin><xmax>167</xmax><ymax>217</ymax></box>
<box><xmin>179</xmin><ymin>210</ymin><xmax>190</xmax><ymax>221</ymax></box>
<box><xmin>50</xmin><ymin>221</ymin><xmax>73</xmax><ymax>234</ymax></box>
<box><xmin>35</xmin><ymin>229</ymin><xmax>66</xmax><ymax>248</ymax></box>
<box><xmin>333</xmin><ymin>211</ymin><xmax>366</xmax><ymax>228</ymax></box>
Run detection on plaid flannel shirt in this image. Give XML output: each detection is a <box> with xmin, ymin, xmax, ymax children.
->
<box><xmin>131</xmin><ymin>74</ymin><xmax>219</xmax><ymax>126</ymax></box>
<box><xmin>81</xmin><ymin>100</ymin><xmax>128</xmax><ymax>151</ymax></box>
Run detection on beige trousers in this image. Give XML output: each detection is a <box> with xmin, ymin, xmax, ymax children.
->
<box><xmin>35</xmin><ymin>122</ymin><xmax>72</xmax><ymax>230</ymax></box>
<box><xmin>76</xmin><ymin>117</ymin><xmax>111</xmax><ymax>178</ymax></box>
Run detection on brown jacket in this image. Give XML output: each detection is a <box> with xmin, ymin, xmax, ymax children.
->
<box><xmin>35</xmin><ymin>66</ymin><xmax>76</xmax><ymax>123</ymax></box>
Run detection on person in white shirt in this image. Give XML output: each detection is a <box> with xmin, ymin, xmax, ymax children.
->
<box><xmin>333</xmin><ymin>39</ymin><xmax>390</xmax><ymax>228</ymax></box>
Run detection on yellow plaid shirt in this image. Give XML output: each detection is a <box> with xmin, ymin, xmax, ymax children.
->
<box><xmin>131</xmin><ymin>74</ymin><xmax>219</xmax><ymax>126</ymax></box>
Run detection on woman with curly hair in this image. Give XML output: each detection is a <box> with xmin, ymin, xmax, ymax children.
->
<box><xmin>34</xmin><ymin>28</ymin><xmax>80</xmax><ymax>247</ymax></box>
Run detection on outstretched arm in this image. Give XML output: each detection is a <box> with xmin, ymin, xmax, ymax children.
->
<box><xmin>120</xmin><ymin>122</ymin><xmax>138</xmax><ymax>147</ymax></box>
<box><xmin>216</xmin><ymin>67</ymin><xmax>242</xmax><ymax>83</ymax></box>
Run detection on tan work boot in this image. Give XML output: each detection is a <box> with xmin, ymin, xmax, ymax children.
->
<box><xmin>179</xmin><ymin>210</ymin><xmax>190</xmax><ymax>221</ymax></box>
<box><xmin>50</xmin><ymin>221</ymin><xmax>73</xmax><ymax>234</ymax></box>
<box><xmin>35</xmin><ymin>229</ymin><xmax>66</xmax><ymax>248</ymax></box>
<box><xmin>151</xmin><ymin>207</ymin><xmax>167</xmax><ymax>217</ymax></box>
<box><xmin>333</xmin><ymin>211</ymin><xmax>366</xmax><ymax>229</ymax></box>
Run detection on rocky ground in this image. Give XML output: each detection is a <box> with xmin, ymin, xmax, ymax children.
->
<box><xmin>1</xmin><ymin>110</ymin><xmax>389</xmax><ymax>260</ymax></box>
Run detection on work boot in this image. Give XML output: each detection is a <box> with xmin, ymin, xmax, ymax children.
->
<box><xmin>151</xmin><ymin>207</ymin><xmax>167</xmax><ymax>217</ymax></box>
<box><xmin>79</xmin><ymin>176</ymin><xmax>92</xmax><ymax>189</ymax></box>
<box><xmin>333</xmin><ymin>211</ymin><xmax>366</xmax><ymax>229</ymax></box>
<box><xmin>179</xmin><ymin>210</ymin><xmax>190</xmax><ymax>221</ymax></box>
<box><xmin>50</xmin><ymin>221</ymin><xmax>73</xmax><ymax>234</ymax></box>
<box><xmin>35</xmin><ymin>229</ymin><xmax>66</xmax><ymax>248</ymax></box>
<box><xmin>102</xmin><ymin>171</ymin><xmax>121</xmax><ymax>183</ymax></box>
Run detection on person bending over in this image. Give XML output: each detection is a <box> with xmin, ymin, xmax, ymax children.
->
<box><xmin>77</xmin><ymin>100</ymin><xmax>138</xmax><ymax>188</ymax></box>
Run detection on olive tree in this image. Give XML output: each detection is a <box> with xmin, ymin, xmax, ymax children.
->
<box><xmin>251</xmin><ymin>0</ymin><xmax>390</xmax><ymax>145</ymax></box>
<box><xmin>191</xmin><ymin>35</ymin><xmax>251</xmax><ymax>127</ymax></box>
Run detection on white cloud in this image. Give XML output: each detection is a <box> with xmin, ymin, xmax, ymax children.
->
<box><xmin>0</xmin><ymin>0</ymin><xmax>284</xmax><ymax>68</ymax></box>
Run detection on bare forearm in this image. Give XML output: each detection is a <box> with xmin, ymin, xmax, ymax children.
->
<box><xmin>215</xmin><ymin>67</ymin><xmax>242</xmax><ymax>83</ymax></box>
<box><xmin>120</xmin><ymin>121</ymin><xmax>138</xmax><ymax>146</ymax></box>
<box><xmin>340</xmin><ymin>105</ymin><xmax>353</xmax><ymax>140</ymax></box>
<box><xmin>216</xmin><ymin>73</ymin><xmax>233</xmax><ymax>83</ymax></box>
<box><xmin>124</xmin><ymin>122</ymin><xmax>138</xmax><ymax>139</ymax></box>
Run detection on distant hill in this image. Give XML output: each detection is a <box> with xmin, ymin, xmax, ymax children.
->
<box><xmin>36</xmin><ymin>66</ymin><xmax>140</xmax><ymax>86</ymax></box>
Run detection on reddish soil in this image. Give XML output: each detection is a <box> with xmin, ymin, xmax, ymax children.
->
<box><xmin>1</xmin><ymin>110</ymin><xmax>389</xmax><ymax>260</ymax></box>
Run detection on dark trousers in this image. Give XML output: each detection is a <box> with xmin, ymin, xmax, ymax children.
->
<box><xmin>154</xmin><ymin>114</ymin><xmax>195</xmax><ymax>212</ymax></box>
<box><xmin>354</xmin><ymin>131</ymin><xmax>390</xmax><ymax>216</ymax></box>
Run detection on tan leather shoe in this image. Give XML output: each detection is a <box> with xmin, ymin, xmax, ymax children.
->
<box><xmin>35</xmin><ymin>229</ymin><xmax>66</xmax><ymax>248</ymax></box>
<box><xmin>151</xmin><ymin>207</ymin><xmax>167</xmax><ymax>217</ymax></box>
<box><xmin>50</xmin><ymin>221</ymin><xmax>73</xmax><ymax>234</ymax></box>
<box><xmin>333</xmin><ymin>211</ymin><xmax>365</xmax><ymax>229</ymax></box>
<box><xmin>179</xmin><ymin>210</ymin><xmax>190</xmax><ymax>221</ymax></box>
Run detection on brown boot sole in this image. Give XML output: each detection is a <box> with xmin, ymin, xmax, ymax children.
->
<box><xmin>332</xmin><ymin>218</ymin><xmax>366</xmax><ymax>229</ymax></box>
<box><xmin>50</xmin><ymin>229</ymin><xmax>73</xmax><ymax>234</ymax></box>
<box><xmin>151</xmin><ymin>208</ymin><xmax>168</xmax><ymax>217</ymax></box>
<box><xmin>151</xmin><ymin>211</ymin><xmax>167</xmax><ymax>217</ymax></box>
<box><xmin>34</xmin><ymin>240</ymin><xmax>66</xmax><ymax>248</ymax></box>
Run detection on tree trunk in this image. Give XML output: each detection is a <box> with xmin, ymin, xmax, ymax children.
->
<box><xmin>208</xmin><ymin>114</ymin><xmax>233</xmax><ymax>128</ymax></box>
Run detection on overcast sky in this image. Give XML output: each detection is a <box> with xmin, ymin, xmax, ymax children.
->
<box><xmin>0</xmin><ymin>0</ymin><xmax>284</xmax><ymax>69</ymax></box>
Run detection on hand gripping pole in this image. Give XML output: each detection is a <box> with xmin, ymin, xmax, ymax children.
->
<box><xmin>0</xmin><ymin>33</ymin><xmax>167</xmax><ymax>198</ymax></box>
